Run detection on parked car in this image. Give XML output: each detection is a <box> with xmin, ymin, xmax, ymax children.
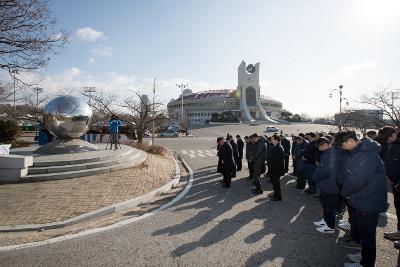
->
<box><xmin>159</xmin><ymin>129</ymin><xmax>179</xmax><ymax>137</ymax></box>
<box><xmin>265</xmin><ymin>126</ymin><xmax>279</xmax><ymax>132</ymax></box>
<box><xmin>249</xmin><ymin>119</ymin><xmax>260</xmax><ymax>126</ymax></box>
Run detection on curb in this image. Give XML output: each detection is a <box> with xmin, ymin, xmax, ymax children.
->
<box><xmin>0</xmin><ymin>151</ymin><xmax>181</xmax><ymax>233</ymax></box>
<box><xmin>0</xmin><ymin>154</ymin><xmax>194</xmax><ymax>252</ymax></box>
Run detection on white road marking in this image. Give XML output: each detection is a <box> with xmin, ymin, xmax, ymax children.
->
<box><xmin>181</xmin><ymin>150</ymin><xmax>188</xmax><ymax>154</ymax></box>
<box><xmin>188</xmin><ymin>154</ymin><xmax>196</xmax><ymax>158</ymax></box>
<box><xmin>197</xmin><ymin>153</ymin><xmax>206</xmax><ymax>158</ymax></box>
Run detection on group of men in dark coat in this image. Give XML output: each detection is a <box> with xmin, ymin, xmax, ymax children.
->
<box><xmin>217</xmin><ymin>134</ymin><xmax>245</xmax><ymax>188</ymax></box>
<box><xmin>217</xmin><ymin>133</ymin><xmax>288</xmax><ymax>201</ymax></box>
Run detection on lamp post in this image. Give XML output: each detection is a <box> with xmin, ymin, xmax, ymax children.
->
<box><xmin>33</xmin><ymin>87</ymin><xmax>43</xmax><ymax>109</ymax></box>
<box><xmin>152</xmin><ymin>78</ymin><xmax>156</xmax><ymax>145</ymax></box>
<box><xmin>12</xmin><ymin>69</ymin><xmax>19</xmax><ymax>108</ymax></box>
<box><xmin>83</xmin><ymin>86</ymin><xmax>96</xmax><ymax>106</ymax></box>
<box><xmin>329</xmin><ymin>85</ymin><xmax>349</xmax><ymax>131</ymax></box>
<box><xmin>176</xmin><ymin>83</ymin><xmax>188</xmax><ymax>128</ymax></box>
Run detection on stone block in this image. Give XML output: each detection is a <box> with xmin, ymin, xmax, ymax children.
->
<box><xmin>0</xmin><ymin>155</ymin><xmax>33</xmax><ymax>168</ymax></box>
<box><xmin>0</xmin><ymin>168</ymin><xmax>28</xmax><ymax>181</ymax></box>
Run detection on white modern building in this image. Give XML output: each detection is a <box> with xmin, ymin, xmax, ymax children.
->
<box><xmin>167</xmin><ymin>60</ymin><xmax>284</xmax><ymax>124</ymax></box>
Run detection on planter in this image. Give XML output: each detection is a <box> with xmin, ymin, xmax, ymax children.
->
<box><xmin>0</xmin><ymin>144</ymin><xmax>11</xmax><ymax>155</ymax></box>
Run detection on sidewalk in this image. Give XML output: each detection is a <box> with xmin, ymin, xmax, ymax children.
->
<box><xmin>0</xmin><ymin>153</ymin><xmax>176</xmax><ymax>227</ymax></box>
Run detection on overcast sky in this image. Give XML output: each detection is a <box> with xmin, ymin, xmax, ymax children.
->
<box><xmin>12</xmin><ymin>0</ymin><xmax>400</xmax><ymax>117</ymax></box>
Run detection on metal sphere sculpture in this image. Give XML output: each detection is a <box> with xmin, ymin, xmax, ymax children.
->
<box><xmin>43</xmin><ymin>95</ymin><xmax>93</xmax><ymax>140</ymax></box>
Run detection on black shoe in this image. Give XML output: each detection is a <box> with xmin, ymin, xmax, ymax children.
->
<box><xmin>303</xmin><ymin>188</ymin><xmax>312</xmax><ymax>193</ymax></box>
<box><xmin>251</xmin><ymin>188</ymin><xmax>263</xmax><ymax>194</ymax></box>
<box><xmin>222</xmin><ymin>184</ymin><xmax>231</xmax><ymax>188</ymax></box>
<box><xmin>271</xmin><ymin>197</ymin><xmax>282</xmax><ymax>201</ymax></box>
<box><xmin>219</xmin><ymin>180</ymin><xmax>225</xmax><ymax>184</ymax></box>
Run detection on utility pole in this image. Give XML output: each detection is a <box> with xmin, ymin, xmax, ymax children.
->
<box><xmin>152</xmin><ymin>78</ymin><xmax>156</xmax><ymax>146</ymax></box>
<box><xmin>83</xmin><ymin>86</ymin><xmax>96</xmax><ymax>106</ymax></box>
<box><xmin>33</xmin><ymin>87</ymin><xmax>43</xmax><ymax>139</ymax></box>
<box><xmin>176</xmin><ymin>83</ymin><xmax>188</xmax><ymax>129</ymax></box>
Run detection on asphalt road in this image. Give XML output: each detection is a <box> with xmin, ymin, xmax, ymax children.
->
<box><xmin>0</xmin><ymin>124</ymin><xmax>398</xmax><ymax>267</ymax></box>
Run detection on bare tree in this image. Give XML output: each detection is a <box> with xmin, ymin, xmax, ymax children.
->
<box><xmin>0</xmin><ymin>0</ymin><xmax>68</xmax><ymax>74</ymax></box>
<box><xmin>119</xmin><ymin>92</ymin><xmax>166</xmax><ymax>144</ymax></box>
<box><xmin>341</xmin><ymin>111</ymin><xmax>385</xmax><ymax>137</ymax></box>
<box><xmin>360</xmin><ymin>88</ymin><xmax>400</xmax><ymax>128</ymax></box>
<box><xmin>0</xmin><ymin>80</ymin><xmax>13</xmax><ymax>103</ymax></box>
<box><xmin>81</xmin><ymin>89</ymin><xmax>118</xmax><ymax>132</ymax></box>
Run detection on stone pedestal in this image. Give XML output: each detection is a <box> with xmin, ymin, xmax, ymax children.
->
<box><xmin>34</xmin><ymin>139</ymin><xmax>97</xmax><ymax>155</ymax></box>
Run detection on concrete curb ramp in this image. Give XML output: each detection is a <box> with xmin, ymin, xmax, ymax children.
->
<box><xmin>0</xmin><ymin>151</ymin><xmax>181</xmax><ymax>233</ymax></box>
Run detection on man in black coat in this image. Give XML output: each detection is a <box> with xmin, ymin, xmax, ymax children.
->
<box><xmin>217</xmin><ymin>137</ymin><xmax>236</xmax><ymax>188</ymax></box>
<box><xmin>245</xmin><ymin>136</ymin><xmax>254</xmax><ymax>180</ymax></box>
<box><xmin>269</xmin><ymin>135</ymin><xmax>285</xmax><ymax>201</ymax></box>
<box><xmin>249</xmin><ymin>134</ymin><xmax>265</xmax><ymax>194</ymax></box>
<box><xmin>291</xmin><ymin>135</ymin><xmax>298</xmax><ymax>175</ymax></box>
<box><xmin>236</xmin><ymin>135</ymin><xmax>244</xmax><ymax>171</ymax></box>
<box><xmin>280</xmin><ymin>135</ymin><xmax>291</xmax><ymax>173</ymax></box>
<box><xmin>227</xmin><ymin>135</ymin><xmax>239</xmax><ymax>168</ymax></box>
<box><xmin>302</xmin><ymin>132</ymin><xmax>319</xmax><ymax>194</ymax></box>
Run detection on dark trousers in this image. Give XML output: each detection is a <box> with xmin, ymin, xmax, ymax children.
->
<box><xmin>271</xmin><ymin>174</ymin><xmax>282</xmax><ymax>199</ymax></box>
<box><xmin>393</xmin><ymin>188</ymin><xmax>400</xmax><ymax>231</ymax></box>
<box><xmin>284</xmin><ymin>154</ymin><xmax>289</xmax><ymax>173</ymax></box>
<box><xmin>248</xmin><ymin>160</ymin><xmax>254</xmax><ymax>178</ymax></box>
<box><xmin>110</xmin><ymin>132</ymin><xmax>118</xmax><ymax>149</ymax></box>
<box><xmin>237</xmin><ymin>157</ymin><xmax>242</xmax><ymax>171</ymax></box>
<box><xmin>348</xmin><ymin>204</ymin><xmax>361</xmax><ymax>243</ymax></box>
<box><xmin>305</xmin><ymin>163</ymin><xmax>317</xmax><ymax>193</ymax></box>
<box><xmin>296</xmin><ymin>169</ymin><xmax>307</xmax><ymax>189</ymax></box>
<box><xmin>355</xmin><ymin>209</ymin><xmax>380</xmax><ymax>267</ymax></box>
<box><xmin>335</xmin><ymin>195</ymin><xmax>346</xmax><ymax>215</ymax></box>
<box><xmin>253</xmin><ymin>168</ymin><xmax>263</xmax><ymax>191</ymax></box>
<box><xmin>292</xmin><ymin>157</ymin><xmax>297</xmax><ymax>174</ymax></box>
<box><xmin>223</xmin><ymin>171</ymin><xmax>232</xmax><ymax>187</ymax></box>
<box><xmin>320</xmin><ymin>192</ymin><xmax>339</xmax><ymax>229</ymax></box>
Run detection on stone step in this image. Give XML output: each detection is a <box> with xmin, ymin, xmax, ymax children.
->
<box><xmin>21</xmin><ymin>150</ymin><xmax>147</xmax><ymax>183</ymax></box>
<box><xmin>32</xmin><ymin>147</ymin><xmax>134</xmax><ymax>167</ymax></box>
<box><xmin>29</xmin><ymin>157</ymin><xmax>123</xmax><ymax>174</ymax></box>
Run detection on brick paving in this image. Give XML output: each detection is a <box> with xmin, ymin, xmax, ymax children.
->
<box><xmin>0</xmin><ymin>153</ymin><xmax>176</xmax><ymax>226</ymax></box>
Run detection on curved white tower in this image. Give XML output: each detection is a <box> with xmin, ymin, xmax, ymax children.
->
<box><xmin>237</xmin><ymin>60</ymin><xmax>277</xmax><ymax>123</ymax></box>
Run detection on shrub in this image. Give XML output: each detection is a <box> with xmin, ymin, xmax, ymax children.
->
<box><xmin>127</xmin><ymin>141</ymin><xmax>168</xmax><ymax>156</ymax></box>
<box><xmin>0</xmin><ymin>120</ymin><xmax>20</xmax><ymax>144</ymax></box>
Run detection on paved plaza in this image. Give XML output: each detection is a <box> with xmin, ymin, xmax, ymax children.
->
<box><xmin>0</xmin><ymin>124</ymin><xmax>398</xmax><ymax>266</ymax></box>
<box><xmin>0</xmin><ymin>153</ymin><xmax>175</xmax><ymax>226</ymax></box>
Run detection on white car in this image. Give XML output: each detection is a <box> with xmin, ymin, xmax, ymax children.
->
<box><xmin>266</xmin><ymin>126</ymin><xmax>279</xmax><ymax>132</ymax></box>
<box><xmin>249</xmin><ymin>119</ymin><xmax>260</xmax><ymax>126</ymax></box>
<box><xmin>159</xmin><ymin>130</ymin><xmax>179</xmax><ymax>137</ymax></box>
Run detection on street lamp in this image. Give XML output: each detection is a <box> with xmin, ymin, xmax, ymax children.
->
<box><xmin>176</xmin><ymin>83</ymin><xmax>188</xmax><ymax>128</ymax></box>
<box><xmin>329</xmin><ymin>85</ymin><xmax>348</xmax><ymax>131</ymax></box>
<box><xmin>152</xmin><ymin>78</ymin><xmax>156</xmax><ymax>145</ymax></box>
<box><xmin>12</xmin><ymin>69</ymin><xmax>19</xmax><ymax>108</ymax></box>
<box><xmin>83</xmin><ymin>86</ymin><xmax>96</xmax><ymax>106</ymax></box>
<box><xmin>33</xmin><ymin>87</ymin><xmax>44</xmax><ymax>109</ymax></box>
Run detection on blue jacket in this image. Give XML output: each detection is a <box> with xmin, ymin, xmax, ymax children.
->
<box><xmin>386</xmin><ymin>142</ymin><xmax>400</xmax><ymax>185</ymax></box>
<box><xmin>109</xmin><ymin>119</ymin><xmax>122</xmax><ymax>133</ymax></box>
<box><xmin>313</xmin><ymin>145</ymin><xmax>344</xmax><ymax>194</ymax></box>
<box><xmin>341</xmin><ymin>138</ymin><xmax>388</xmax><ymax>214</ymax></box>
